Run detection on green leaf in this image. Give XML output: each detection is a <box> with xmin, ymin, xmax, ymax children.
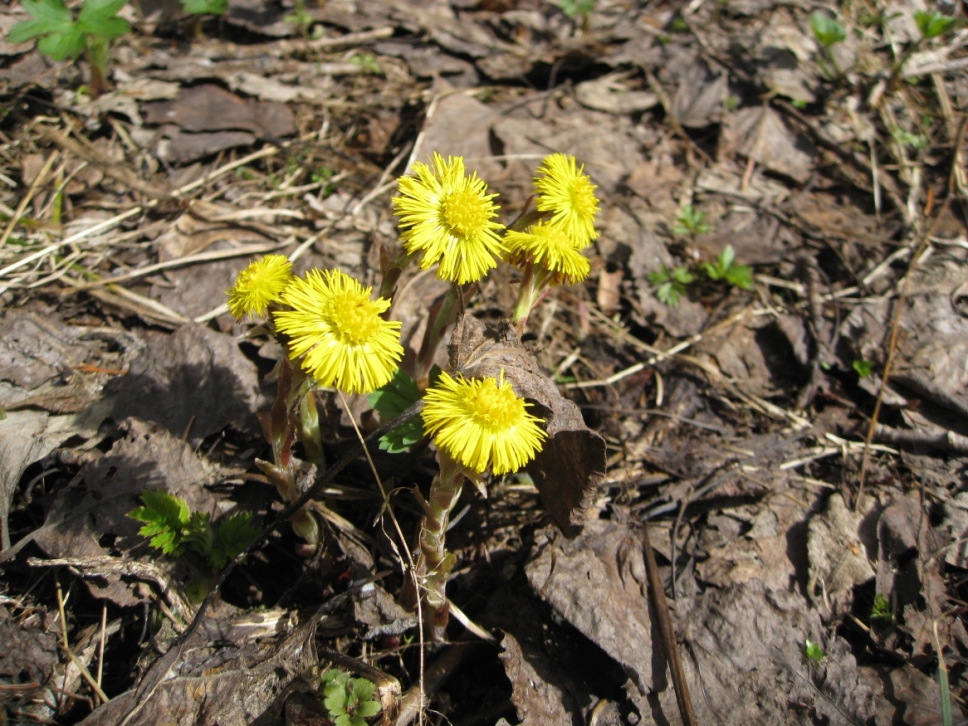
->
<box><xmin>725</xmin><ymin>263</ymin><xmax>753</xmax><ymax>290</ymax></box>
<box><xmin>671</xmin><ymin>266</ymin><xmax>696</xmax><ymax>285</ymax></box>
<box><xmin>367</xmin><ymin>367</ymin><xmax>421</xmax><ymax>418</ymax></box>
<box><xmin>8</xmin><ymin>18</ymin><xmax>59</xmax><ymax>45</ymax></box>
<box><xmin>37</xmin><ymin>27</ymin><xmax>86</xmax><ymax>59</ymax></box>
<box><xmin>181</xmin><ymin>0</ymin><xmax>227</xmax><ymax>15</ymax></box>
<box><xmin>870</xmin><ymin>593</ymin><xmax>891</xmax><ymax>621</ymax></box>
<box><xmin>356</xmin><ymin>700</ymin><xmax>382</xmax><ymax>718</ymax></box>
<box><xmin>19</xmin><ymin>0</ymin><xmax>73</xmax><ymax>28</ymax></box>
<box><xmin>656</xmin><ymin>281</ymin><xmax>681</xmax><ymax>307</ymax></box>
<box><xmin>810</xmin><ymin>11</ymin><xmax>846</xmax><ymax>47</ymax></box>
<box><xmin>77</xmin><ymin>0</ymin><xmax>130</xmax><ymax>39</ymax></box>
<box><xmin>130</xmin><ymin>490</ymin><xmax>191</xmax><ymax>555</ymax></box>
<box><xmin>367</xmin><ymin>367</ymin><xmax>424</xmax><ymax>453</ymax></box>
<box><xmin>804</xmin><ymin>638</ymin><xmax>825</xmax><ymax>663</ymax></box>
<box><xmin>210</xmin><ymin>511</ymin><xmax>259</xmax><ymax>569</ymax></box>
<box><xmin>913</xmin><ymin>10</ymin><xmax>957</xmax><ymax>39</ymax></box>
<box><xmin>852</xmin><ymin>359</ymin><xmax>874</xmax><ymax>378</ymax></box>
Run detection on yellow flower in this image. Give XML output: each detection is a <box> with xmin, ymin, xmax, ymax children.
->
<box><xmin>504</xmin><ymin>221</ymin><xmax>591</xmax><ymax>285</ymax></box>
<box><xmin>393</xmin><ymin>152</ymin><xmax>505</xmax><ymax>285</ymax></box>
<box><xmin>533</xmin><ymin>153</ymin><xmax>600</xmax><ymax>246</ymax></box>
<box><xmin>273</xmin><ymin>269</ymin><xmax>403</xmax><ymax>394</ymax></box>
<box><xmin>422</xmin><ymin>371</ymin><xmax>547</xmax><ymax>476</ymax></box>
<box><xmin>226</xmin><ymin>254</ymin><xmax>293</xmax><ymax>320</ymax></box>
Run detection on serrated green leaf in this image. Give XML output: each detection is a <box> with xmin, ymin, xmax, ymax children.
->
<box><xmin>20</xmin><ymin>0</ymin><xmax>73</xmax><ymax>27</ymax></box>
<box><xmin>671</xmin><ymin>266</ymin><xmax>696</xmax><ymax>285</ymax></box>
<box><xmin>367</xmin><ymin>367</ymin><xmax>421</xmax><ymax>418</ymax></box>
<box><xmin>349</xmin><ymin>678</ymin><xmax>375</xmax><ymax>700</ymax></box>
<box><xmin>37</xmin><ymin>28</ymin><xmax>86</xmax><ymax>59</ymax></box>
<box><xmin>78</xmin><ymin>0</ymin><xmax>127</xmax><ymax>22</ymax></box>
<box><xmin>356</xmin><ymin>700</ymin><xmax>381</xmax><ymax>718</ymax></box>
<box><xmin>7</xmin><ymin>19</ymin><xmax>57</xmax><ymax>45</ymax></box>
<box><xmin>210</xmin><ymin>511</ymin><xmax>259</xmax><ymax>569</ymax></box>
<box><xmin>725</xmin><ymin>263</ymin><xmax>753</xmax><ymax>290</ymax></box>
<box><xmin>378</xmin><ymin>417</ymin><xmax>424</xmax><ymax>453</ymax></box>
<box><xmin>78</xmin><ymin>15</ymin><xmax>129</xmax><ymax>40</ymax></box>
<box><xmin>324</xmin><ymin>688</ymin><xmax>348</xmax><ymax>714</ymax></box>
<box><xmin>130</xmin><ymin>490</ymin><xmax>191</xmax><ymax>555</ymax></box>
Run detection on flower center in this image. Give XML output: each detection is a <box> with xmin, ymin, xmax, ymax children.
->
<box><xmin>465</xmin><ymin>383</ymin><xmax>518</xmax><ymax>430</ymax></box>
<box><xmin>569</xmin><ymin>180</ymin><xmax>597</xmax><ymax>218</ymax></box>
<box><xmin>330</xmin><ymin>297</ymin><xmax>382</xmax><ymax>346</ymax></box>
<box><xmin>440</xmin><ymin>189</ymin><xmax>488</xmax><ymax>238</ymax></box>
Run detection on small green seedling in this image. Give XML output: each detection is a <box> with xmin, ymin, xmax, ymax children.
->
<box><xmin>809</xmin><ymin>11</ymin><xmax>846</xmax><ymax>80</ymax></box>
<box><xmin>649</xmin><ymin>265</ymin><xmax>695</xmax><ymax>307</ymax></box>
<box><xmin>553</xmin><ymin>0</ymin><xmax>595</xmax><ymax>32</ymax></box>
<box><xmin>130</xmin><ymin>490</ymin><xmax>259</xmax><ymax>571</ymax></box>
<box><xmin>672</xmin><ymin>204</ymin><xmax>712</xmax><ymax>237</ymax></box>
<box><xmin>804</xmin><ymin>638</ymin><xmax>825</xmax><ymax>663</ymax></box>
<box><xmin>180</xmin><ymin>0</ymin><xmax>227</xmax><ymax>37</ymax></box>
<box><xmin>913</xmin><ymin>10</ymin><xmax>958</xmax><ymax>39</ymax></box>
<box><xmin>700</xmin><ymin>245</ymin><xmax>753</xmax><ymax>290</ymax></box>
<box><xmin>870</xmin><ymin>593</ymin><xmax>892</xmax><ymax>622</ymax></box>
<box><xmin>320</xmin><ymin>669</ymin><xmax>382</xmax><ymax>726</ymax></box>
<box><xmin>852</xmin><ymin>359</ymin><xmax>874</xmax><ymax>378</ymax></box>
<box><xmin>367</xmin><ymin>366</ymin><xmax>434</xmax><ymax>453</ymax></box>
<box><xmin>349</xmin><ymin>52</ymin><xmax>382</xmax><ymax>75</ymax></box>
<box><xmin>7</xmin><ymin>0</ymin><xmax>130</xmax><ymax>96</ymax></box>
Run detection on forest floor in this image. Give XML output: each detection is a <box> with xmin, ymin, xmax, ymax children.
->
<box><xmin>1</xmin><ymin>0</ymin><xmax>968</xmax><ymax>724</ymax></box>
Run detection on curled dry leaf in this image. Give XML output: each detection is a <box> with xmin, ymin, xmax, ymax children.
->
<box><xmin>449</xmin><ymin>315</ymin><xmax>606</xmax><ymax>538</ymax></box>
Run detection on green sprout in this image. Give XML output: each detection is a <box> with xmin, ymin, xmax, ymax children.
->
<box><xmin>7</xmin><ymin>0</ymin><xmax>130</xmax><ymax>96</ymax></box>
<box><xmin>809</xmin><ymin>11</ymin><xmax>846</xmax><ymax>80</ymax></box>
<box><xmin>804</xmin><ymin>638</ymin><xmax>826</xmax><ymax>663</ymax></box>
<box><xmin>320</xmin><ymin>669</ymin><xmax>382</xmax><ymax>726</ymax></box>
<box><xmin>672</xmin><ymin>204</ymin><xmax>712</xmax><ymax>237</ymax></box>
<box><xmin>180</xmin><ymin>0</ymin><xmax>227</xmax><ymax>37</ymax></box>
<box><xmin>649</xmin><ymin>265</ymin><xmax>696</xmax><ymax>307</ymax></box>
<box><xmin>913</xmin><ymin>10</ymin><xmax>958</xmax><ymax>39</ymax></box>
<box><xmin>700</xmin><ymin>245</ymin><xmax>753</xmax><ymax>290</ymax></box>
<box><xmin>349</xmin><ymin>52</ymin><xmax>382</xmax><ymax>75</ymax></box>
<box><xmin>130</xmin><ymin>490</ymin><xmax>259</xmax><ymax>571</ymax></box>
<box><xmin>852</xmin><ymin>359</ymin><xmax>874</xmax><ymax>378</ymax></box>
<box><xmin>366</xmin><ymin>367</ymin><xmax>425</xmax><ymax>454</ymax></box>
<box><xmin>553</xmin><ymin>0</ymin><xmax>596</xmax><ymax>32</ymax></box>
<box><xmin>283</xmin><ymin>0</ymin><xmax>314</xmax><ymax>39</ymax></box>
<box><xmin>870</xmin><ymin>593</ymin><xmax>892</xmax><ymax>622</ymax></box>
<box><xmin>888</xmin><ymin>11</ymin><xmax>960</xmax><ymax>90</ymax></box>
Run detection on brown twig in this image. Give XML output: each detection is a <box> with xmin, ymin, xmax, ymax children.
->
<box><xmin>641</xmin><ymin>524</ymin><xmax>697</xmax><ymax>726</ymax></box>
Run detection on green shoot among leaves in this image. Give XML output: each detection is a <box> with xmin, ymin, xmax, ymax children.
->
<box><xmin>913</xmin><ymin>10</ymin><xmax>958</xmax><ymax>39</ymax></box>
<box><xmin>649</xmin><ymin>265</ymin><xmax>695</xmax><ymax>307</ymax></box>
<box><xmin>810</xmin><ymin>11</ymin><xmax>847</xmax><ymax>80</ymax></box>
<box><xmin>181</xmin><ymin>0</ymin><xmax>227</xmax><ymax>15</ymax></box>
<box><xmin>7</xmin><ymin>0</ymin><xmax>130</xmax><ymax>96</ymax></box>
<box><xmin>804</xmin><ymin>638</ymin><xmax>825</xmax><ymax>663</ymax></box>
<box><xmin>130</xmin><ymin>491</ymin><xmax>259</xmax><ymax>571</ymax></box>
<box><xmin>870</xmin><ymin>593</ymin><xmax>892</xmax><ymax>622</ymax></box>
<box><xmin>320</xmin><ymin>670</ymin><xmax>382</xmax><ymax>726</ymax></box>
<box><xmin>367</xmin><ymin>367</ymin><xmax>427</xmax><ymax>453</ymax></box>
<box><xmin>700</xmin><ymin>245</ymin><xmax>753</xmax><ymax>290</ymax></box>
<box><xmin>672</xmin><ymin>204</ymin><xmax>711</xmax><ymax>237</ymax></box>
<box><xmin>810</xmin><ymin>11</ymin><xmax>846</xmax><ymax>48</ymax></box>
<box><xmin>853</xmin><ymin>359</ymin><xmax>874</xmax><ymax>378</ymax></box>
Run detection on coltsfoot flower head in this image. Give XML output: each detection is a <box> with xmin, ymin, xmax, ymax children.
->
<box><xmin>534</xmin><ymin>153</ymin><xmax>600</xmax><ymax>246</ymax></box>
<box><xmin>273</xmin><ymin>269</ymin><xmax>403</xmax><ymax>394</ymax></box>
<box><xmin>226</xmin><ymin>254</ymin><xmax>293</xmax><ymax>320</ymax></box>
<box><xmin>422</xmin><ymin>371</ymin><xmax>547</xmax><ymax>476</ymax></box>
<box><xmin>505</xmin><ymin>221</ymin><xmax>591</xmax><ymax>285</ymax></box>
<box><xmin>393</xmin><ymin>152</ymin><xmax>505</xmax><ymax>285</ymax></box>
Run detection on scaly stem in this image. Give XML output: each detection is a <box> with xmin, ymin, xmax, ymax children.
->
<box><xmin>417</xmin><ymin>452</ymin><xmax>465</xmax><ymax>641</ymax></box>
